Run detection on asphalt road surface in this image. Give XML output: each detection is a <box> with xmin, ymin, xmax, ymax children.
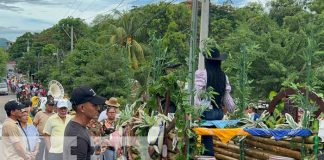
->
<box><xmin>0</xmin><ymin>94</ymin><xmax>16</xmax><ymax>123</ymax></box>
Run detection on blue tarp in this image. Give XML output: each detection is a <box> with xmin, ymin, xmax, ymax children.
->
<box><xmin>201</xmin><ymin>120</ymin><xmax>240</xmax><ymax>128</ymax></box>
<box><xmin>244</xmin><ymin>128</ymin><xmax>312</xmax><ymax>140</ymax></box>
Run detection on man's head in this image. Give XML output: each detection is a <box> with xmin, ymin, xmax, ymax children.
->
<box><xmin>70</xmin><ymin>86</ymin><xmax>105</xmax><ymax>119</ymax></box>
<box><xmin>246</xmin><ymin>104</ymin><xmax>256</xmax><ymax>114</ymax></box>
<box><xmin>45</xmin><ymin>98</ymin><xmax>55</xmax><ymax>113</ymax></box>
<box><xmin>106</xmin><ymin>107</ymin><xmax>117</xmax><ymax>121</ymax></box>
<box><xmin>56</xmin><ymin>99</ymin><xmax>70</xmax><ymax>118</ymax></box>
<box><xmin>22</xmin><ymin>100</ymin><xmax>32</xmax><ymax>113</ymax></box>
<box><xmin>4</xmin><ymin>100</ymin><xmax>25</xmax><ymax>120</ymax></box>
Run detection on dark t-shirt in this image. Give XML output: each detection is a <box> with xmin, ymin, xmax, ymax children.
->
<box><xmin>63</xmin><ymin>120</ymin><xmax>94</xmax><ymax>160</ymax></box>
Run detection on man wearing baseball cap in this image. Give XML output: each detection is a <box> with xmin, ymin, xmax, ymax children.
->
<box><xmin>2</xmin><ymin>100</ymin><xmax>32</xmax><ymax>160</ymax></box>
<box><xmin>63</xmin><ymin>86</ymin><xmax>106</xmax><ymax>160</ymax></box>
<box><xmin>34</xmin><ymin>96</ymin><xmax>55</xmax><ymax>160</ymax></box>
<box><xmin>44</xmin><ymin>99</ymin><xmax>73</xmax><ymax>160</ymax></box>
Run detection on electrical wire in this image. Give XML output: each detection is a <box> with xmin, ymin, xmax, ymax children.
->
<box><xmin>62</xmin><ymin>0</ymin><xmax>79</xmax><ymax>18</ymax></box>
<box><xmin>76</xmin><ymin>0</ymin><xmax>98</xmax><ymax>18</ymax></box>
<box><xmin>83</xmin><ymin>0</ymin><xmax>126</xmax><ymax>21</ymax></box>
<box><xmin>69</xmin><ymin>0</ymin><xmax>84</xmax><ymax>17</ymax></box>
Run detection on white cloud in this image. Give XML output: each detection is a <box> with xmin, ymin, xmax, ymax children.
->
<box><xmin>0</xmin><ymin>0</ymin><xmax>271</xmax><ymax>41</ymax></box>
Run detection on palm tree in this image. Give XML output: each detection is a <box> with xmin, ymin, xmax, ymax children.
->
<box><xmin>97</xmin><ymin>13</ymin><xmax>145</xmax><ymax>69</ymax></box>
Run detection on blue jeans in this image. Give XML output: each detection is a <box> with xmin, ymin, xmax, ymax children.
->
<box><xmin>101</xmin><ymin>149</ymin><xmax>116</xmax><ymax>160</ymax></box>
<box><xmin>202</xmin><ymin>108</ymin><xmax>224</xmax><ymax>156</ymax></box>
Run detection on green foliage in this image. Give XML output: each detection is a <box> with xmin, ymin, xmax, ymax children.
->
<box><xmin>269</xmin><ymin>0</ymin><xmax>303</xmax><ymax>26</ymax></box>
<box><xmin>240</xmin><ymin>110</ymin><xmax>270</xmax><ymax>129</ymax></box>
<box><xmin>8</xmin><ymin>32</ymin><xmax>33</xmax><ymax>60</ymax></box>
<box><xmin>57</xmin><ymin>40</ymin><xmax>129</xmax><ymax>98</ymax></box>
<box><xmin>6</xmin><ymin>0</ymin><xmax>324</xmax><ymax>114</ymax></box>
<box><xmin>0</xmin><ymin>48</ymin><xmax>8</xmax><ymax>77</ymax></box>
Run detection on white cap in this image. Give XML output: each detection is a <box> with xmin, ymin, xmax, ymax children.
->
<box><xmin>57</xmin><ymin>99</ymin><xmax>70</xmax><ymax>108</ymax></box>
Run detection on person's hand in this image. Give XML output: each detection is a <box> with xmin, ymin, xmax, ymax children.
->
<box><xmin>31</xmin><ymin>151</ymin><xmax>38</xmax><ymax>157</ymax></box>
<box><xmin>24</xmin><ymin>154</ymin><xmax>32</xmax><ymax>160</ymax></box>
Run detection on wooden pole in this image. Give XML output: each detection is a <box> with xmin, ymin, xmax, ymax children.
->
<box><xmin>215</xmin><ymin>154</ymin><xmax>237</xmax><ymax>160</ymax></box>
<box><xmin>288</xmin><ymin>136</ymin><xmax>315</xmax><ymax>144</ymax></box>
<box><xmin>247</xmin><ymin>136</ymin><xmax>314</xmax><ymax>151</ymax></box>
<box><xmin>244</xmin><ymin>139</ymin><xmax>301</xmax><ymax>159</ymax></box>
<box><xmin>214</xmin><ymin>140</ymin><xmax>271</xmax><ymax>160</ymax></box>
<box><xmin>198</xmin><ymin>0</ymin><xmax>209</xmax><ymax>70</ymax></box>
<box><xmin>214</xmin><ymin>147</ymin><xmax>258</xmax><ymax>160</ymax></box>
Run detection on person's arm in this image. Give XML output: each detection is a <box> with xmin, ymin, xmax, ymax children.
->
<box><xmin>43</xmin><ymin>118</ymin><xmax>52</xmax><ymax>151</ymax></box>
<box><xmin>223</xmin><ymin>75</ymin><xmax>235</xmax><ymax>113</ymax></box>
<box><xmin>5</xmin><ymin>124</ymin><xmax>31</xmax><ymax>160</ymax></box>
<box><xmin>194</xmin><ymin>69</ymin><xmax>207</xmax><ymax>106</ymax></box>
<box><xmin>43</xmin><ymin>133</ymin><xmax>51</xmax><ymax>150</ymax></box>
<box><xmin>13</xmin><ymin>142</ymin><xmax>32</xmax><ymax>160</ymax></box>
<box><xmin>32</xmin><ymin>140</ymin><xmax>40</xmax><ymax>157</ymax></box>
<box><xmin>33</xmin><ymin>113</ymin><xmax>39</xmax><ymax>126</ymax></box>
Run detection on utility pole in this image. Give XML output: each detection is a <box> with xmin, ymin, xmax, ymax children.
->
<box><xmin>37</xmin><ymin>52</ymin><xmax>40</xmax><ymax>72</ymax></box>
<box><xmin>61</xmin><ymin>25</ymin><xmax>74</xmax><ymax>52</ymax></box>
<box><xmin>27</xmin><ymin>39</ymin><xmax>30</xmax><ymax>53</ymax></box>
<box><xmin>71</xmin><ymin>26</ymin><xmax>74</xmax><ymax>52</ymax></box>
<box><xmin>186</xmin><ymin>0</ymin><xmax>198</xmax><ymax>159</ymax></box>
<box><xmin>198</xmin><ymin>0</ymin><xmax>210</xmax><ymax>70</ymax></box>
<box><xmin>189</xmin><ymin>0</ymin><xmax>198</xmax><ymax>105</ymax></box>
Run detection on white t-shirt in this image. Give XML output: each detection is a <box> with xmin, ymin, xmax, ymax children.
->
<box><xmin>98</xmin><ymin>110</ymin><xmax>119</xmax><ymax>122</ymax></box>
<box><xmin>98</xmin><ymin>110</ymin><xmax>107</xmax><ymax>122</ymax></box>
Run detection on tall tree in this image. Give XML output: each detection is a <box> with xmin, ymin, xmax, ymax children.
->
<box><xmin>97</xmin><ymin>13</ymin><xmax>145</xmax><ymax>69</ymax></box>
<box><xmin>0</xmin><ymin>48</ymin><xmax>8</xmax><ymax>77</ymax></box>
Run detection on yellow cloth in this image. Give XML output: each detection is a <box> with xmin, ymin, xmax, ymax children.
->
<box><xmin>31</xmin><ymin>96</ymin><xmax>39</xmax><ymax>107</ymax></box>
<box><xmin>27</xmin><ymin>116</ymin><xmax>33</xmax><ymax>124</ymax></box>
<box><xmin>193</xmin><ymin>128</ymin><xmax>250</xmax><ymax>144</ymax></box>
<box><xmin>43</xmin><ymin>114</ymin><xmax>73</xmax><ymax>153</ymax></box>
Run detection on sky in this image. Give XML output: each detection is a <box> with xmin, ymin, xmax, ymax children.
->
<box><xmin>0</xmin><ymin>0</ymin><xmax>269</xmax><ymax>41</ymax></box>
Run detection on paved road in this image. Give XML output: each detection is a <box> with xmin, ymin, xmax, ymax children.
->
<box><xmin>0</xmin><ymin>94</ymin><xmax>16</xmax><ymax>123</ymax></box>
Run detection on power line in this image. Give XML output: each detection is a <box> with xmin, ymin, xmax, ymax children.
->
<box><xmin>62</xmin><ymin>0</ymin><xmax>79</xmax><ymax>19</ymax></box>
<box><xmin>76</xmin><ymin>0</ymin><xmax>98</xmax><ymax>18</ymax></box>
<box><xmin>83</xmin><ymin>0</ymin><xmax>126</xmax><ymax>21</ymax></box>
<box><xmin>69</xmin><ymin>0</ymin><xmax>84</xmax><ymax>17</ymax></box>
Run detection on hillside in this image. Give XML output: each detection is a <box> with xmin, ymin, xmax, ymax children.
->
<box><xmin>0</xmin><ymin>38</ymin><xmax>11</xmax><ymax>49</ymax></box>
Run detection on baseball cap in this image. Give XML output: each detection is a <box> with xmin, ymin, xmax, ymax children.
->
<box><xmin>46</xmin><ymin>95</ymin><xmax>55</xmax><ymax>105</ymax></box>
<box><xmin>70</xmin><ymin>86</ymin><xmax>106</xmax><ymax>106</ymax></box>
<box><xmin>46</xmin><ymin>99</ymin><xmax>55</xmax><ymax>105</ymax></box>
<box><xmin>4</xmin><ymin>100</ymin><xmax>26</xmax><ymax>111</ymax></box>
<box><xmin>57</xmin><ymin>99</ymin><xmax>70</xmax><ymax>108</ymax></box>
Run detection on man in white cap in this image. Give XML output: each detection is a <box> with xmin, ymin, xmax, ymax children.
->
<box><xmin>43</xmin><ymin>99</ymin><xmax>72</xmax><ymax>160</ymax></box>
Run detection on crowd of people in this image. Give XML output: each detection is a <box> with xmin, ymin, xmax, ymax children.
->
<box><xmin>2</xmin><ymin>85</ymin><xmax>126</xmax><ymax>160</ymax></box>
<box><xmin>5</xmin><ymin>77</ymin><xmax>47</xmax><ymax>102</ymax></box>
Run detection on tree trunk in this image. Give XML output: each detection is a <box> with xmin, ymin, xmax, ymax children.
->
<box><xmin>244</xmin><ymin>139</ymin><xmax>301</xmax><ymax>159</ymax></box>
